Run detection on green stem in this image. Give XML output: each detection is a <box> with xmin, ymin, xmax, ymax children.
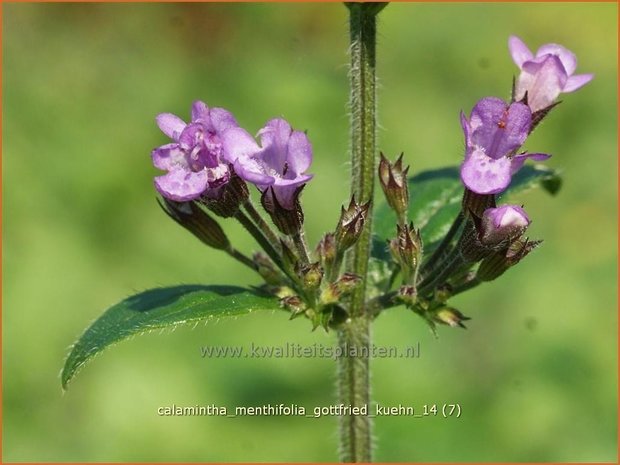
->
<box><xmin>242</xmin><ymin>199</ymin><xmax>282</xmax><ymax>252</ymax></box>
<box><xmin>338</xmin><ymin>3</ymin><xmax>383</xmax><ymax>463</ymax></box>
<box><xmin>234</xmin><ymin>210</ymin><xmax>283</xmax><ymax>271</ymax></box>
<box><xmin>337</xmin><ymin>317</ymin><xmax>371</xmax><ymax>462</ymax></box>
<box><xmin>292</xmin><ymin>230</ymin><xmax>311</xmax><ymax>264</ymax></box>
<box><xmin>419</xmin><ymin>211</ymin><xmax>464</xmax><ymax>279</ymax></box>
<box><xmin>328</xmin><ymin>250</ymin><xmax>345</xmax><ymax>283</ymax></box>
<box><xmin>417</xmin><ymin>251</ymin><xmax>466</xmax><ymax>296</ymax></box>
<box><xmin>451</xmin><ymin>277</ymin><xmax>482</xmax><ymax>296</ymax></box>
<box><xmin>225</xmin><ymin>247</ymin><xmax>257</xmax><ymax>271</ymax></box>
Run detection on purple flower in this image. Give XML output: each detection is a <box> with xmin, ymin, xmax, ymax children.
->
<box><xmin>509</xmin><ymin>35</ymin><xmax>594</xmax><ymax>112</ymax></box>
<box><xmin>152</xmin><ymin>101</ymin><xmax>239</xmax><ymax>201</ymax></box>
<box><xmin>460</xmin><ymin>97</ymin><xmax>550</xmax><ymax>195</ymax></box>
<box><xmin>221</xmin><ymin>118</ymin><xmax>313</xmax><ymax>209</ymax></box>
<box><xmin>480</xmin><ymin>205</ymin><xmax>530</xmax><ymax>246</ymax></box>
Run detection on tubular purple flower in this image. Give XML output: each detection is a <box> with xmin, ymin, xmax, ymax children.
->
<box><xmin>460</xmin><ymin>97</ymin><xmax>550</xmax><ymax>194</ymax></box>
<box><xmin>152</xmin><ymin>101</ymin><xmax>239</xmax><ymax>201</ymax></box>
<box><xmin>509</xmin><ymin>35</ymin><xmax>594</xmax><ymax>112</ymax></box>
<box><xmin>221</xmin><ymin>118</ymin><xmax>313</xmax><ymax>209</ymax></box>
<box><xmin>480</xmin><ymin>205</ymin><xmax>530</xmax><ymax>246</ymax></box>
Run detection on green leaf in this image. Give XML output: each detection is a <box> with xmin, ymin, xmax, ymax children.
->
<box><xmin>62</xmin><ymin>285</ymin><xmax>281</xmax><ymax>389</ymax></box>
<box><xmin>373</xmin><ymin>164</ymin><xmax>561</xmax><ymax>250</ymax></box>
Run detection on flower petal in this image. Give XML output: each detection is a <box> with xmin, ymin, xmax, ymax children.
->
<box><xmin>563</xmin><ymin>73</ymin><xmax>594</xmax><ymax>93</ymax></box>
<box><xmin>258</xmin><ymin>118</ymin><xmax>292</xmax><ymax>173</ymax></box>
<box><xmin>510</xmin><ymin>152</ymin><xmax>551</xmax><ymax>174</ymax></box>
<box><xmin>468</xmin><ymin>97</ymin><xmax>508</xmax><ymax>146</ymax></box>
<box><xmin>154</xmin><ymin>169</ymin><xmax>209</xmax><ymax>201</ymax></box>
<box><xmin>460</xmin><ymin>147</ymin><xmax>512</xmax><ymax>195</ymax></box>
<box><xmin>469</xmin><ymin>98</ymin><xmax>531</xmax><ymax>158</ymax></box>
<box><xmin>460</xmin><ymin>111</ymin><xmax>471</xmax><ymax>148</ymax></box>
<box><xmin>221</xmin><ymin>127</ymin><xmax>261</xmax><ymax>163</ymax></box>
<box><xmin>520</xmin><ymin>55</ymin><xmax>567</xmax><ymax>112</ymax></box>
<box><xmin>508</xmin><ymin>35</ymin><xmax>533</xmax><ymax>68</ymax></box>
<box><xmin>210</xmin><ymin>107</ymin><xmax>239</xmax><ymax>133</ymax></box>
<box><xmin>191</xmin><ymin>101</ymin><xmax>210</xmax><ymax>123</ymax></box>
<box><xmin>481</xmin><ymin>205</ymin><xmax>530</xmax><ymax>245</ymax></box>
<box><xmin>233</xmin><ymin>157</ymin><xmax>274</xmax><ymax>187</ymax></box>
<box><xmin>152</xmin><ymin>143</ymin><xmax>187</xmax><ymax>171</ymax></box>
<box><xmin>286</xmin><ymin>130</ymin><xmax>313</xmax><ymax>174</ymax></box>
<box><xmin>273</xmin><ymin>173</ymin><xmax>313</xmax><ymax>187</ymax></box>
<box><xmin>156</xmin><ymin>113</ymin><xmax>186</xmax><ymax>141</ymax></box>
<box><xmin>536</xmin><ymin>43</ymin><xmax>577</xmax><ymax>75</ymax></box>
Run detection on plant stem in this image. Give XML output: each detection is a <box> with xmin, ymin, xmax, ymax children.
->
<box><xmin>242</xmin><ymin>200</ymin><xmax>281</xmax><ymax>252</ymax></box>
<box><xmin>337</xmin><ymin>316</ymin><xmax>371</xmax><ymax>462</ymax></box>
<box><xmin>327</xmin><ymin>248</ymin><xmax>347</xmax><ymax>283</ymax></box>
<box><xmin>234</xmin><ymin>210</ymin><xmax>283</xmax><ymax>271</ymax></box>
<box><xmin>292</xmin><ymin>230</ymin><xmax>311</xmax><ymax>264</ymax></box>
<box><xmin>338</xmin><ymin>3</ymin><xmax>383</xmax><ymax>462</ymax></box>
<box><xmin>419</xmin><ymin>211</ymin><xmax>464</xmax><ymax>279</ymax></box>
<box><xmin>225</xmin><ymin>247</ymin><xmax>257</xmax><ymax>271</ymax></box>
<box><xmin>451</xmin><ymin>277</ymin><xmax>482</xmax><ymax>296</ymax></box>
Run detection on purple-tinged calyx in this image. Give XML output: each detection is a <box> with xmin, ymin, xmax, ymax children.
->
<box><xmin>221</xmin><ymin>118</ymin><xmax>313</xmax><ymax>210</ymax></box>
<box><xmin>389</xmin><ymin>222</ymin><xmax>422</xmax><ymax>284</ymax></box>
<box><xmin>509</xmin><ymin>35</ymin><xmax>594</xmax><ymax>113</ymax></box>
<box><xmin>379</xmin><ymin>152</ymin><xmax>410</xmax><ymax>223</ymax></box>
<box><xmin>334</xmin><ymin>197</ymin><xmax>370</xmax><ymax>252</ymax></box>
<box><xmin>152</xmin><ymin>101</ymin><xmax>239</xmax><ymax>201</ymax></box>
<box><xmin>480</xmin><ymin>205</ymin><xmax>530</xmax><ymax>246</ymax></box>
<box><xmin>477</xmin><ymin>237</ymin><xmax>542</xmax><ymax>282</ymax></box>
<box><xmin>157</xmin><ymin>198</ymin><xmax>230</xmax><ymax>250</ymax></box>
<box><xmin>460</xmin><ymin>97</ymin><xmax>551</xmax><ymax>194</ymax></box>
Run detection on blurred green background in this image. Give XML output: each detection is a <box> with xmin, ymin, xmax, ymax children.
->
<box><xmin>3</xmin><ymin>2</ymin><xmax>617</xmax><ymax>462</ymax></box>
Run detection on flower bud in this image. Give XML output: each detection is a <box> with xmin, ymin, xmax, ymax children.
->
<box><xmin>261</xmin><ymin>186</ymin><xmax>304</xmax><ymax>236</ymax></box>
<box><xmin>477</xmin><ymin>238</ymin><xmax>542</xmax><ymax>282</ymax></box>
<box><xmin>378</xmin><ymin>152</ymin><xmax>410</xmax><ymax>223</ymax></box>
<box><xmin>321</xmin><ymin>273</ymin><xmax>361</xmax><ymax>305</ymax></box>
<box><xmin>300</xmin><ymin>262</ymin><xmax>324</xmax><ymax>291</ymax></box>
<box><xmin>253</xmin><ymin>252</ymin><xmax>284</xmax><ymax>286</ymax></box>
<box><xmin>480</xmin><ymin>205</ymin><xmax>530</xmax><ymax>246</ymax></box>
<box><xmin>389</xmin><ymin>223</ymin><xmax>422</xmax><ymax>283</ymax></box>
<box><xmin>398</xmin><ymin>285</ymin><xmax>417</xmax><ymax>306</ymax></box>
<box><xmin>432</xmin><ymin>307</ymin><xmax>471</xmax><ymax>329</ymax></box>
<box><xmin>201</xmin><ymin>171</ymin><xmax>249</xmax><ymax>218</ymax></box>
<box><xmin>315</xmin><ymin>233</ymin><xmax>336</xmax><ymax>271</ymax></box>
<box><xmin>334</xmin><ymin>197</ymin><xmax>371</xmax><ymax>251</ymax></box>
<box><xmin>157</xmin><ymin>198</ymin><xmax>230</xmax><ymax>250</ymax></box>
<box><xmin>281</xmin><ymin>295</ymin><xmax>306</xmax><ymax>319</ymax></box>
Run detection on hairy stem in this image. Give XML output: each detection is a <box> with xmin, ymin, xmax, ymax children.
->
<box><xmin>242</xmin><ymin>200</ymin><xmax>282</xmax><ymax>252</ymax></box>
<box><xmin>338</xmin><ymin>3</ymin><xmax>384</xmax><ymax>463</ymax></box>
<box><xmin>419</xmin><ymin>211</ymin><xmax>464</xmax><ymax>280</ymax></box>
<box><xmin>292</xmin><ymin>230</ymin><xmax>311</xmax><ymax>264</ymax></box>
<box><xmin>226</xmin><ymin>247</ymin><xmax>257</xmax><ymax>271</ymax></box>
<box><xmin>337</xmin><ymin>316</ymin><xmax>371</xmax><ymax>462</ymax></box>
<box><xmin>328</xmin><ymin>250</ymin><xmax>345</xmax><ymax>283</ymax></box>
<box><xmin>234</xmin><ymin>210</ymin><xmax>283</xmax><ymax>271</ymax></box>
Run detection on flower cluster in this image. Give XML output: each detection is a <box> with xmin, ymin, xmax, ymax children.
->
<box><xmin>452</xmin><ymin>37</ymin><xmax>592</xmax><ymax>305</ymax></box>
<box><xmin>509</xmin><ymin>35</ymin><xmax>594</xmax><ymax>113</ymax></box>
<box><xmin>152</xmin><ymin>101</ymin><xmax>313</xmax><ymax>214</ymax></box>
<box><xmin>151</xmin><ymin>102</ymin><xmax>371</xmax><ymax>330</ymax></box>
<box><xmin>150</xmin><ymin>36</ymin><xmax>591</xmax><ymax>333</ymax></box>
<box><xmin>375</xmin><ymin>35</ymin><xmax>591</xmax><ymax>331</ymax></box>
<box><xmin>460</xmin><ymin>36</ymin><xmax>592</xmax><ymax>196</ymax></box>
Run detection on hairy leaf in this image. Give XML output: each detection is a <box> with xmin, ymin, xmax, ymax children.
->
<box><xmin>62</xmin><ymin>285</ymin><xmax>281</xmax><ymax>389</ymax></box>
